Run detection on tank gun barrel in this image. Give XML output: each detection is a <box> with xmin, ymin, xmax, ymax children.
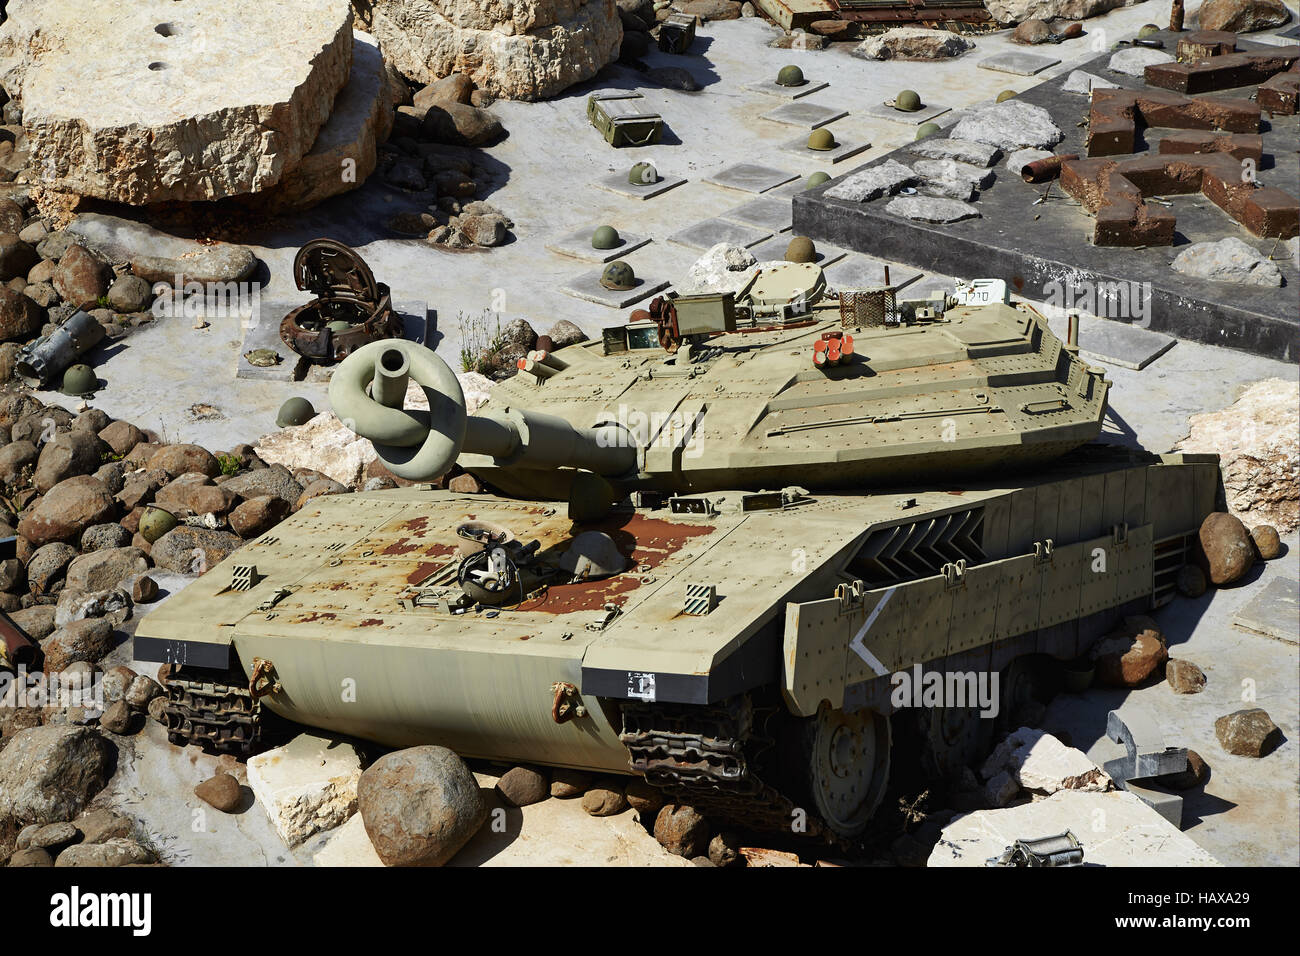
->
<box><xmin>330</xmin><ymin>341</ymin><xmax>637</xmax><ymax>483</ymax></box>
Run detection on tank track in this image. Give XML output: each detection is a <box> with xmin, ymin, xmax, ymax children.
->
<box><xmin>158</xmin><ymin>665</ymin><xmax>262</xmax><ymax>757</ymax></box>
<box><xmin>619</xmin><ymin>695</ymin><xmax>823</xmax><ymax>837</ymax></box>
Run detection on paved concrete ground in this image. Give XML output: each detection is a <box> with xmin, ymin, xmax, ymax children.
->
<box><xmin>47</xmin><ymin>4</ymin><xmax>1299</xmax><ymax>866</ymax></box>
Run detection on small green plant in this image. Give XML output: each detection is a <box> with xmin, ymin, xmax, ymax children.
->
<box><xmin>99</xmin><ymin>450</ymin><xmax>125</xmax><ymax>463</ymax></box>
<box><xmin>96</xmin><ymin>294</ymin><xmax>111</xmax><ymax>309</ymax></box>
<box><xmin>216</xmin><ymin>453</ymin><xmax>241</xmax><ymax>477</ymax></box>
<box><xmin>457</xmin><ymin>309</ymin><xmax>505</xmax><ymax>375</ymax></box>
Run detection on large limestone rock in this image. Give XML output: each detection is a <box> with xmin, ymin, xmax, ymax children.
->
<box><xmin>64</xmin><ymin>214</ymin><xmax>258</xmax><ymax>287</ymax></box>
<box><xmin>852</xmin><ymin>27</ymin><xmax>975</xmax><ymax>60</ymax></box>
<box><xmin>247</xmin><ymin>732</ymin><xmax>365</xmax><ymax>847</ymax></box>
<box><xmin>949</xmin><ymin>100</ymin><xmax>1063</xmax><ymax>151</ymax></box>
<box><xmin>980</xmin><ymin>727</ymin><xmax>1113</xmax><ymax>793</ymax></box>
<box><xmin>354</xmin><ymin>0</ymin><xmax>623</xmax><ymax>102</ymax></box>
<box><xmin>1175</xmin><ymin>378</ymin><xmax>1298</xmax><ymax>532</ymax></box>
<box><xmin>983</xmin><ymin>0</ymin><xmax>1128</xmax><ymax>25</ymax></box>
<box><xmin>1198</xmin><ymin>0</ymin><xmax>1293</xmax><ymax>33</ymax></box>
<box><xmin>1171</xmin><ymin>237</ymin><xmax>1283</xmax><ymax>287</ymax></box>
<box><xmin>0</xmin><ymin>725</ymin><xmax>114</xmax><ymax>824</ymax></box>
<box><xmin>0</xmin><ymin>0</ymin><xmax>355</xmax><ymax>204</ymax></box>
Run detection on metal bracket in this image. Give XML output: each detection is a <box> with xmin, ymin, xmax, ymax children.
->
<box><xmin>1112</xmin><ymin>522</ymin><xmax>1129</xmax><ymax>546</ymax></box>
<box><xmin>1033</xmin><ymin>539</ymin><xmax>1054</xmax><ymax>563</ymax></box>
<box><xmin>1101</xmin><ymin>708</ymin><xmax>1189</xmax><ymax>828</ymax></box>
<box><xmin>550</xmin><ymin>682</ymin><xmax>587</xmax><ymax>723</ymax></box>
<box><xmin>942</xmin><ymin>559</ymin><xmax>967</xmax><ymax>588</ymax></box>
<box><xmin>835</xmin><ymin>579</ymin><xmax>866</xmax><ymax>611</ymax></box>
<box><xmin>249</xmin><ymin>657</ymin><xmax>281</xmax><ymax>701</ymax></box>
<box><xmin>586</xmin><ymin>603</ymin><xmax>622</xmax><ymax>631</ymax></box>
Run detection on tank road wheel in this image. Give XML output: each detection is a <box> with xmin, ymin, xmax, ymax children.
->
<box><xmin>805</xmin><ymin>705</ymin><xmax>891</xmax><ymax>839</ymax></box>
<box><xmin>918</xmin><ymin>705</ymin><xmax>993</xmax><ymax>782</ymax></box>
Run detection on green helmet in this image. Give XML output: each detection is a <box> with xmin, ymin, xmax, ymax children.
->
<box><xmin>776</xmin><ymin>65</ymin><xmax>805</xmax><ymax>87</ymax></box>
<box><xmin>893</xmin><ymin>89</ymin><xmax>923</xmax><ymax>112</ymax></box>
<box><xmin>784</xmin><ymin>236</ymin><xmax>816</xmax><ymax>263</ymax></box>
<box><xmin>915</xmin><ymin>122</ymin><xmax>941</xmax><ymax>140</ymax></box>
<box><xmin>592</xmin><ymin>225</ymin><xmax>622</xmax><ymax>250</ymax></box>
<box><xmin>806</xmin><ymin>128</ymin><xmax>836</xmax><ymax>151</ymax></box>
<box><xmin>805</xmin><ymin>171</ymin><xmax>831</xmax><ymax>189</ymax></box>
<box><xmin>1138</xmin><ymin>23</ymin><xmax>1160</xmax><ymax>38</ymax></box>
<box><xmin>276</xmin><ymin>396</ymin><xmax>316</xmax><ymax>428</ymax></box>
<box><xmin>600</xmin><ymin>261</ymin><xmax>636</xmax><ymax>291</ymax></box>
<box><xmin>996</xmin><ymin>89</ymin><xmax>1016</xmax><ymax>103</ymax></box>
<box><xmin>629</xmin><ymin>161</ymin><xmax>659</xmax><ymax>185</ymax></box>
<box><xmin>60</xmin><ymin>363</ymin><xmax>97</xmax><ymax>396</ymax></box>
<box><xmin>139</xmin><ymin>506</ymin><xmax>178</xmax><ymax>544</ymax></box>
<box><xmin>326</xmin><ymin>320</ymin><xmax>352</xmax><ymax>333</ymax></box>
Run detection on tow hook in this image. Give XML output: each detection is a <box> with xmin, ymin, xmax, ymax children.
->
<box><xmin>550</xmin><ymin>682</ymin><xmax>586</xmax><ymax>723</ymax></box>
<box><xmin>249</xmin><ymin>657</ymin><xmax>282</xmax><ymax>700</ymax></box>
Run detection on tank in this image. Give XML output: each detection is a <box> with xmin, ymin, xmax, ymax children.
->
<box><xmin>134</xmin><ymin>264</ymin><xmax>1219</xmax><ymax>841</ymax></box>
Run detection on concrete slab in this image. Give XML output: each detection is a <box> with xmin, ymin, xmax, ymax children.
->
<box><xmin>979</xmin><ymin>51</ymin><xmax>1062</xmax><ymax>77</ymax></box>
<box><xmin>768</xmin><ymin>177</ymin><xmax>815</xmax><ymax>198</ymax></box>
<box><xmin>247</xmin><ymin>732</ymin><xmax>363</xmax><ymax>848</ymax></box>
<box><xmin>312</xmin><ymin>812</ymin><xmax>382</xmax><ymax>867</ymax></box>
<box><xmin>546</xmin><ymin>226</ymin><xmax>652</xmax><ymax>263</ymax></box>
<box><xmin>668</xmin><ymin>218</ymin><xmax>773</xmax><ymax>251</ymax></box>
<box><xmin>1233</xmin><ymin>576</ymin><xmax>1299</xmax><ymax>644</ymax></box>
<box><xmin>823</xmin><ymin>255</ymin><xmax>923</xmax><ymax>291</ymax></box>
<box><xmin>778</xmin><ymin>135</ymin><xmax>870</xmax><ymax>165</ymax></box>
<box><xmin>591</xmin><ymin>171</ymin><xmax>688</xmax><ymax>200</ymax></box>
<box><xmin>719</xmin><ymin>196</ymin><xmax>794</xmax><ymax>233</ymax></box>
<box><xmin>704</xmin><ymin>162</ymin><xmax>800</xmax><ymax>194</ymax></box>
<box><xmin>236</xmin><ymin>304</ymin><xmax>304</xmax><ymax>382</ymax></box>
<box><xmin>1077</xmin><ymin>318</ymin><xmax>1177</xmax><ymax>371</ymax></box>
<box><xmin>928</xmin><ymin>790</ymin><xmax>1220</xmax><ymax>866</ymax></box>
<box><xmin>861</xmin><ymin>101</ymin><xmax>951</xmax><ymax>126</ymax></box>
<box><xmin>748</xmin><ymin>235</ymin><xmax>847</xmax><ymax>267</ymax></box>
<box><xmin>559</xmin><ymin>269</ymin><xmax>670</xmax><ymax>309</ymax></box>
<box><xmin>760</xmin><ymin>101</ymin><xmax>849</xmax><ymax>130</ymax></box>
<box><xmin>744</xmin><ymin>79</ymin><xmax>829</xmax><ymax>100</ymax></box>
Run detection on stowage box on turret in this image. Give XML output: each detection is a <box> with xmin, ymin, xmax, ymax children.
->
<box><xmin>136</xmin><ymin>264</ymin><xmax>1218</xmax><ymax>840</ymax></box>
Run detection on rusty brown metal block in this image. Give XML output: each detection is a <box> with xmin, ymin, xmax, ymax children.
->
<box><xmin>1175</xmin><ymin>31</ymin><xmax>1236</xmax><ymax>61</ymax></box>
<box><xmin>1258</xmin><ymin>70</ymin><xmax>1300</xmax><ymax>116</ymax></box>
<box><xmin>1158</xmin><ymin>130</ymin><xmax>1263</xmax><ymax>162</ymax></box>
<box><xmin>1144</xmin><ymin>46</ymin><xmax>1300</xmax><ymax>94</ymax></box>
<box><xmin>1087</xmin><ymin>89</ymin><xmax>1260</xmax><ymax>157</ymax></box>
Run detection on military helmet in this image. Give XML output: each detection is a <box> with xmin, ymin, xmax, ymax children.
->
<box><xmin>805</xmin><ymin>171</ymin><xmax>831</xmax><ymax>189</ymax></box>
<box><xmin>806</xmin><ymin>128</ymin><xmax>837</xmax><ymax>151</ymax></box>
<box><xmin>592</xmin><ymin>225</ymin><xmax>622</xmax><ymax>250</ymax></box>
<box><xmin>784</xmin><ymin>236</ymin><xmax>816</xmax><ymax>263</ymax></box>
<box><xmin>776</xmin><ymin>64</ymin><xmax>805</xmax><ymax>87</ymax></box>
<box><xmin>276</xmin><ymin>396</ymin><xmax>317</xmax><ymax>428</ymax></box>
<box><xmin>629</xmin><ymin>161</ymin><xmax>659</xmax><ymax>185</ymax></box>
<box><xmin>1138</xmin><ymin>23</ymin><xmax>1160</xmax><ymax>38</ymax></box>
<box><xmin>326</xmin><ymin>320</ymin><xmax>352</xmax><ymax>333</ymax></box>
<box><xmin>139</xmin><ymin>506</ymin><xmax>178</xmax><ymax>545</ymax></box>
<box><xmin>893</xmin><ymin>89</ymin><xmax>923</xmax><ymax>112</ymax></box>
<box><xmin>996</xmin><ymin>89</ymin><xmax>1017</xmax><ymax>103</ymax></box>
<box><xmin>600</xmin><ymin>260</ymin><xmax>636</xmax><ymax>291</ymax></box>
<box><xmin>60</xmin><ymin>363</ymin><xmax>97</xmax><ymax>396</ymax></box>
<box><xmin>915</xmin><ymin>122</ymin><xmax>941</xmax><ymax>141</ymax></box>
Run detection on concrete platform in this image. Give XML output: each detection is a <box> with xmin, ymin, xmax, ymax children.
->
<box><xmin>704</xmin><ymin>162</ymin><xmax>800</xmax><ymax>194</ymax></box>
<box><xmin>861</xmin><ymin>102</ymin><xmax>951</xmax><ymax>126</ymax></box>
<box><xmin>743</xmin><ymin>78</ymin><xmax>828</xmax><ymax>99</ymax></box>
<box><xmin>794</xmin><ymin>38</ymin><xmax>1300</xmax><ymax>360</ymax></box>
<box><xmin>760</xmin><ymin>101</ymin><xmax>848</xmax><ymax>130</ymax></box>
<box><xmin>668</xmin><ymin>217</ymin><xmax>773</xmax><ymax>251</ymax></box>
<box><xmin>777</xmin><ymin>135</ymin><xmax>869</xmax><ymax>165</ymax></box>
<box><xmin>591</xmin><ymin>170</ymin><xmax>688</xmax><ymax>200</ymax></box>
<box><xmin>559</xmin><ymin>269</ymin><xmax>670</xmax><ymax>308</ymax></box>
<box><xmin>1233</xmin><ymin>577</ymin><xmax>1298</xmax><ymax>644</ymax></box>
<box><xmin>1077</xmin><ymin>317</ymin><xmax>1177</xmax><ymax>371</ymax></box>
<box><xmin>719</xmin><ymin>196</ymin><xmax>794</xmax><ymax>232</ymax></box>
<box><xmin>236</xmin><ymin>304</ymin><xmax>304</xmax><ymax>382</ymax></box>
<box><xmin>546</xmin><ymin>226</ymin><xmax>652</xmax><ymax>263</ymax></box>
<box><xmin>978</xmin><ymin>51</ymin><xmax>1061</xmax><ymax>76</ymax></box>
<box><xmin>748</xmin><ymin>235</ymin><xmax>846</xmax><ymax>267</ymax></box>
<box><xmin>823</xmin><ymin>255</ymin><xmax>923</xmax><ymax>291</ymax></box>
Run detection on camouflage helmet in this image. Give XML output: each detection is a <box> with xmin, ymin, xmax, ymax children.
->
<box><xmin>1138</xmin><ymin>23</ymin><xmax>1160</xmax><ymax>38</ymax></box>
<box><xmin>776</xmin><ymin>64</ymin><xmax>805</xmax><ymax>87</ymax></box>
<box><xmin>915</xmin><ymin>122</ymin><xmax>941</xmax><ymax>141</ymax></box>
<box><xmin>60</xmin><ymin>363</ymin><xmax>97</xmax><ymax>396</ymax></box>
<box><xmin>893</xmin><ymin>89</ymin><xmax>923</xmax><ymax>112</ymax></box>
<box><xmin>805</xmin><ymin>171</ymin><xmax>831</xmax><ymax>189</ymax></box>
<box><xmin>139</xmin><ymin>506</ymin><xmax>178</xmax><ymax>545</ymax></box>
<box><xmin>600</xmin><ymin>260</ymin><xmax>636</xmax><ymax>291</ymax></box>
<box><xmin>996</xmin><ymin>89</ymin><xmax>1017</xmax><ymax>103</ymax></box>
<box><xmin>326</xmin><ymin>320</ymin><xmax>352</xmax><ymax>333</ymax></box>
<box><xmin>592</xmin><ymin>225</ymin><xmax>622</xmax><ymax>250</ymax></box>
<box><xmin>806</xmin><ymin>127</ymin><xmax>837</xmax><ymax>151</ymax></box>
<box><xmin>628</xmin><ymin>161</ymin><xmax>659</xmax><ymax>185</ymax></box>
<box><xmin>277</xmin><ymin>396</ymin><xmax>316</xmax><ymax>428</ymax></box>
<box><xmin>784</xmin><ymin>236</ymin><xmax>816</xmax><ymax>263</ymax></box>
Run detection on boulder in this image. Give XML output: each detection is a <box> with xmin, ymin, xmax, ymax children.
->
<box><xmin>247</xmin><ymin>732</ymin><xmax>365</xmax><ymax>847</ymax></box>
<box><xmin>979</xmin><ymin>727</ymin><xmax>1112</xmax><ymax>793</ymax></box>
<box><xmin>65</xmin><ymin>547</ymin><xmax>150</xmax><ymax>594</ymax></box>
<box><xmin>105</xmin><ymin>275</ymin><xmax>152</xmax><ymax>313</ymax></box>
<box><xmin>1198</xmin><ymin>0</ymin><xmax>1292</xmax><ymax>32</ymax></box>
<box><xmin>255</xmin><ymin>414</ymin><xmax>373</xmax><ymax>488</ymax></box>
<box><xmin>0</xmin><ymin>0</ymin><xmax>356</xmax><ymax>204</ymax></box>
<box><xmin>0</xmin><ymin>235</ymin><xmax>39</xmax><ymax>282</ymax></box>
<box><xmin>1250</xmin><ymin>525</ymin><xmax>1281</xmax><ymax>559</ymax></box>
<box><xmin>421</xmin><ymin>102</ymin><xmax>503</xmax><ymax>146</ymax></box>
<box><xmin>228</xmin><ymin>495</ymin><xmax>291</xmax><ymax>539</ymax></box>
<box><xmin>146</xmin><ymin>444</ymin><xmax>220</xmax><ymax>479</ymax></box>
<box><xmin>8</xmin><ymin>847</ymin><xmax>54</xmax><ymax>866</ymax></box>
<box><xmin>1172</xmin><ymin>237</ymin><xmax>1283</xmax><ymax>287</ymax></box>
<box><xmin>65</xmin><ymin>214</ymin><xmax>259</xmax><ymax>287</ymax></box>
<box><xmin>1166</xmin><ymin>659</ymin><xmax>1206</xmax><ymax>694</ymax></box>
<box><xmin>195</xmin><ymin>772</ymin><xmax>243</xmax><ymax>812</ymax></box>
<box><xmin>708</xmin><ymin>831</ymin><xmax>741</xmax><ymax>867</ymax></box>
<box><xmin>25</xmin><ymin>542</ymin><xmax>79</xmax><ymax>595</ymax></box>
<box><xmin>1214</xmin><ymin>708</ymin><xmax>1281</xmax><ymax>756</ymax></box>
<box><xmin>853</xmin><ymin>27</ymin><xmax>975</xmax><ymax>60</ymax></box>
<box><xmin>413</xmin><ymin>73</ymin><xmax>475</xmax><ymax>111</ymax></box>
<box><xmin>1090</xmin><ymin>616</ymin><xmax>1168</xmax><ymax>687</ymax></box>
<box><xmin>51</xmin><ymin>244</ymin><xmax>110</xmax><ymax>307</ymax></box>
<box><xmin>99</xmin><ymin>699</ymin><xmax>135</xmax><ymax>735</ymax></box>
<box><xmin>581</xmin><ymin>781</ymin><xmax>629</xmax><ymax>816</ymax></box>
<box><xmin>1198</xmin><ymin>511</ymin><xmax>1255</xmax><ymax>585</ymax></box>
<box><xmin>1175</xmin><ymin>378</ymin><xmax>1298</xmax><ymax>533</ymax></box>
<box><xmin>1176</xmin><ymin>564</ymin><xmax>1207</xmax><ymax>597</ymax></box>
<box><xmin>624</xmin><ymin>778</ymin><xmax>665</xmax><ymax>818</ymax></box>
<box><xmin>98</xmin><ymin>420</ymin><xmax>144</xmax><ymax>458</ymax></box>
<box><xmin>677</xmin><ymin>243</ymin><xmax>762</xmax><ymax>295</ymax></box>
<box><xmin>156</xmin><ymin>474</ymin><xmax>238</xmax><ymax>517</ymax></box>
<box><xmin>495</xmin><ymin>766</ymin><xmax>549</xmax><ymax>807</ymax></box>
<box><xmin>41</xmin><ymin>618</ymin><xmax>115</xmax><ymax>671</ymax></box>
<box><xmin>355</xmin><ymin>0</ymin><xmax>623</xmax><ymax>102</ymax></box>
<box><xmin>80</xmin><ymin>523</ymin><xmax>132</xmax><ymax>553</ymax></box>
<box><xmin>983</xmin><ymin>0</ymin><xmax>1125</xmax><ymax>24</ymax></box>
<box><xmin>54</xmin><ymin>838</ymin><xmax>153</xmax><ymax>867</ymax></box>
<box><xmin>53</xmin><ymin>587</ymin><xmax>132</xmax><ymax>630</ymax></box>
<box><xmin>547</xmin><ymin>320</ymin><xmax>587</xmax><ymax>348</ymax></box>
<box><xmin>7</xmin><ymin>604</ymin><xmax>56</xmax><ymax>640</ymax></box>
<box><xmin>549</xmin><ymin>768</ymin><xmax>594</xmax><ymax>798</ymax></box>
<box><xmin>74</xmin><ymin>808</ymin><xmax>133</xmax><ymax>844</ymax></box>
<box><xmin>33</xmin><ymin>430</ymin><xmax>108</xmax><ymax>493</ymax></box>
<box><xmin>221</xmin><ymin>465</ymin><xmax>304</xmax><ymax>508</ymax></box>
<box><xmin>17</xmin><ymin>476</ymin><xmax>116</xmax><ymax>547</ymax></box>
<box><xmin>1012</xmin><ymin>18</ymin><xmax>1052</xmax><ymax>43</ymax></box>
<box><xmin>0</xmin><ymin>724</ymin><xmax>113</xmax><ymax>823</ymax></box>
<box><xmin>150</xmin><ymin>526</ymin><xmax>243</xmax><ymax>574</ymax></box>
<box><xmin>653</xmin><ymin>803</ymin><xmax>708</xmax><ymax>857</ymax></box>
<box><xmin>1163</xmin><ymin>750</ymin><xmax>1209</xmax><ymax>790</ymax></box>
<box><xmin>357</xmin><ymin>745</ymin><xmax>487</xmax><ymax>866</ymax></box>
<box><xmin>0</xmin><ymin>283</ymin><xmax>43</xmax><ymax>341</ymax></box>
<box><xmin>949</xmin><ymin>100</ymin><xmax>1063</xmax><ymax>151</ymax></box>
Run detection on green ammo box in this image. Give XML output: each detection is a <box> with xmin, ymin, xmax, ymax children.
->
<box><xmin>587</xmin><ymin>92</ymin><xmax>664</xmax><ymax>148</ymax></box>
<box><xmin>658</xmin><ymin>13</ymin><xmax>697</xmax><ymax>54</ymax></box>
